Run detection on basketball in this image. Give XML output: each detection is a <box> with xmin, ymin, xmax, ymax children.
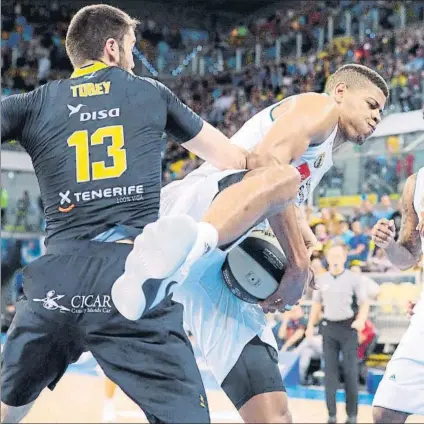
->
<box><xmin>221</xmin><ymin>229</ymin><xmax>288</xmax><ymax>304</ymax></box>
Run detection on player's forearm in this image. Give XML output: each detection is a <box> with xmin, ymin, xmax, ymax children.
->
<box><xmin>182</xmin><ymin>122</ymin><xmax>247</xmax><ymax>170</ymax></box>
<box><xmin>295</xmin><ymin>206</ymin><xmax>318</xmax><ymax>252</ymax></box>
<box><xmin>384</xmin><ymin>239</ymin><xmax>419</xmax><ymax>270</ymax></box>
<box><xmin>268</xmin><ymin>205</ymin><xmax>310</xmax><ymax>270</ymax></box>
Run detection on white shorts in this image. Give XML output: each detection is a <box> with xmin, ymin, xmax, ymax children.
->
<box><xmin>372</xmin><ymin>298</ymin><xmax>424</xmax><ymax>415</ymax></box>
<box><xmin>160</xmin><ymin>166</ymin><xmax>276</xmax><ymax>385</ymax></box>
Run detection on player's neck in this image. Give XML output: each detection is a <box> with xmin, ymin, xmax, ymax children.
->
<box><xmin>332</xmin><ymin>127</ymin><xmax>347</xmax><ymax>152</ymax></box>
<box><xmin>77</xmin><ymin>59</ymin><xmax>111</xmax><ymax>69</ymax></box>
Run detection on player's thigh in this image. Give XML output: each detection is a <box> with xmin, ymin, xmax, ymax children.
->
<box><xmin>160</xmin><ymin>169</ymin><xmax>248</xmax><ymax>220</ymax></box>
<box><xmin>221</xmin><ymin>336</ymin><xmax>286</xmax><ymax>412</ymax></box>
<box><xmin>373</xmin><ymin>316</ymin><xmax>424</xmax><ymax>415</ymax></box>
<box><xmin>1</xmin><ymin>296</ymin><xmax>84</xmax><ymax>407</ymax></box>
<box><xmin>86</xmin><ymin>296</ymin><xmax>210</xmax><ymax>423</ymax></box>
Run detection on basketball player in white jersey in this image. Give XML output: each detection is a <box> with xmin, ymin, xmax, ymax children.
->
<box><xmin>372</xmin><ymin>167</ymin><xmax>424</xmax><ymax>423</ymax></box>
<box><xmin>160</xmin><ymin>64</ymin><xmax>388</xmax><ymax>423</ymax></box>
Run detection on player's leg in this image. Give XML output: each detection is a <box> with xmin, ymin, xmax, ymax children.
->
<box><xmin>372</xmin><ymin>306</ymin><xmax>424</xmax><ymax>422</ymax></box>
<box><xmin>112</xmin><ymin>214</ymin><xmax>201</xmax><ymax>320</ymax></box>
<box><xmin>221</xmin><ymin>336</ymin><xmax>291</xmax><ymax>423</ymax></box>
<box><xmin>373</xmin><ymin>407</ymin><xmax>409</xmax><ymax>424</ymax></box>
<box><xmin>1</xmin><ymin>401</ymin><xmax>35</xmax><ymax>424</ymax></box>
<box><xmin>1</xmin><ymin>293</ymin><xmax>84</xmax><ymax>424</ymax></box>
<box><xmin>102</xmin><ymin>378</ymin><xmax>118</xmax><ymax>423</ymax></box>
<box><xmin>201</xmin><ymin>165</ymin><xmax>301</xmax><ymax>247</ymax></box>
<box><xmin>86</xmin><ymin>296</ymin><xmax>210</xmax><ymax>424</ymax></box>
<box><xmin>181</xmin><ymin>166</ymin><xmax>300</xmax><ymax>272</ymax></box>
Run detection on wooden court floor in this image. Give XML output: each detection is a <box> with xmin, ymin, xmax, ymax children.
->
<box><xmin>22</xmin><ymin>374</ymin><xmax>424</xmax><ymax>424</ymax></box>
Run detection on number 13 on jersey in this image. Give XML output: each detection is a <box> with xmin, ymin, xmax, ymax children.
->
<box><xmin>67</xmin><ymin>125</ymin><xmax>127</xmax><ymax>183</ymax></box>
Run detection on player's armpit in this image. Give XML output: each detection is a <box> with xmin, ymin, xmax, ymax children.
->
<box><xmin>182</xmin><ymin>122</ymin><xmax>247</xmax><ymax>170</ymax></box>
<box><xmin>252</xmin><ymin>93</ymin><xmax>339</xmax><ymax>165</ymax></box>
<box><xmin>386</xmin><ymin>174</ymin><xmax>422</xmax><ymax>269</ymax></box>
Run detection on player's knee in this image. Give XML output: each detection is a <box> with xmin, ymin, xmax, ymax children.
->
<box><xmin>261</xmin><ymin>406</ymin><xmax>292</xmax><ymax>424</ymax></box>
<box><xmin>264</xmin><ymin>165</ymin><xmax>300</xmax><ymax>203</ymax></box>
<box><xmin>373</xmin><ymin>406</ymin><xmax>406</xmax><ymax>424</ymax></box>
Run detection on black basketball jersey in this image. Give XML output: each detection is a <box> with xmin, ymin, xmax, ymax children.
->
<box><xmin>1</xmin><ymin>62</ymin><xmax>203</xmax><ymax>243</ymax></box>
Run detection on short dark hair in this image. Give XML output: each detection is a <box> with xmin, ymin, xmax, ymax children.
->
<box><xmin>66</xmin><ymin>4</ymin><xmax>139</xmax><ymax>68</ymax></box>
<box><xmin>325</xmin><ymin>64</ymin><xmax>389</xmax><ymax>98</ymax></box>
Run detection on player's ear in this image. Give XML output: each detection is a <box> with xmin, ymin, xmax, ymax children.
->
<box><xmin>104</xmin><ymin>38</ymin><xmax>120</xmax><ymax>64</ymax></box>
<box><xmin>333</xmin><ymin>82</ymin><xmax>347</xmax><ymax>104</ymax></box>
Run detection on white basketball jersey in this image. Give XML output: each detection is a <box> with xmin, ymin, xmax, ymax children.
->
<box><xmin>190</xmin><ymin>94</ymin><xmax>336</xmax><ymax>205</ymax></box>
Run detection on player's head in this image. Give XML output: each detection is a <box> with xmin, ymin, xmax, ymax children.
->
<box><xmin>66</xmin><ymin>4</ymin><xmax>138</xmax><ymax>72</ymax></box>
<box><xmin>325</xmin><ymin>64</ymin><xmax>388</xmax><ymax>145</ymax></box>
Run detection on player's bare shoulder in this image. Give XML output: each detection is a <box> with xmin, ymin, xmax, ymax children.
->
<box><xmin>272</xmin><ymin>93</ymin><xmax>339</xmax><ymax>143</ymax></box>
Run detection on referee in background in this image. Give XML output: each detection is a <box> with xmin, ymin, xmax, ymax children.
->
<box><xmin>306</xmin><ymin>243</ymin><xmax>370</xmax><ymax>424</ymax></box>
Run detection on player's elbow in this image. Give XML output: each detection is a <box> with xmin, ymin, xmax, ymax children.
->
<box><xmin>262</xmin><ymin>165</ymin><xmax>301</xmax><ymax>206</ymax></box>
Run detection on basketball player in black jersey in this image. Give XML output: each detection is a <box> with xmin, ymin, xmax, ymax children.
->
<box><xmin>0</xmin><ymin>5</ymin><xmax>252</xmax><ymax>423</ymax></box>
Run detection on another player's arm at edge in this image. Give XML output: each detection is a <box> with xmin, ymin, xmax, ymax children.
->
<box><xmin>383</xmin><ymin>174</ymin><xmax>422</xmax><ymax>270</ymax></box>
<box><xmin>259</xmin><ymin>94</ymin><xmax>339</xmax><ymax>289</ymax></box>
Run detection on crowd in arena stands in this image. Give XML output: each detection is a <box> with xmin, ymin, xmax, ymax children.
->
<box><xmin>2</xmin><ymin>1</ymin><xmax>424</xmax><ymax>180</ymax></box>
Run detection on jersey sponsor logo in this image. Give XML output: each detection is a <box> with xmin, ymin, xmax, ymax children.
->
<box><xmin>59</xmin><ymin>190</ymin><xmax>75</xmax><ymax>213</ymax></box>
<box><xmin>67</xmin><ymin>105</ymin><xmax>120</xmax><ymax>122</ymax></box>
<box><xmin>57</xmin><ymin>185</ymin><xmax>144</xmax><ymax>213</ymax></box>
<box><xmin>70</xmin><ymin>81</ymin><xmax>111</xmax><ymax>98</ymax></box>
<box><xmin>33</xmin><ymin>290</ymin><xmax>113</xmax><ymax>314</ymax></box>
<box><xmin>314</xmin><ymin>153</ymin><xmax>325</xmax><ymax>168</ymax></box>
<box><xmin>80</xmin><ymin>107</ymin><xmax>120</xmax><ymax>122</ymax></box>
<box><xmin>67</xmin><ymin>104</ymin><xmax>86</xmax><ymax>117</ymax></box>
<box><xmin>297</xmin><ymin>178</ymin><xmax>312</xmax><ymax>205</ymax></box>
<box><xmin>33</xmin><ymin>290</ymin><xmax>70</xmax><ymax>313</ymax></box>
<box><xmin>296</xmin><ymin>162</ymin><xmax>311</xmax><ymax>181</ymax></box>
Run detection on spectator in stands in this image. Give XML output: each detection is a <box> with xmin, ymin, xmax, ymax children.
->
<box><xmin>1</xmin><ymin>187</ymin><xmax>8</xmax><ymax>228</ymax></box>
<box><xmin>347</xmin><ymin>221</ymin><xmax>370</xmax><ymax>265</ymax></box>
<box><xmin>376</xmin><ymin>194</ymin><xmax>394</xmax><ymax>220</ymax></box>
<box><xmin>295</xmin><ymin>327</ymin><xmax>323</xmax><ymax>385</ymax></box>
<box><xmin>360</xmin><ymin>199</ymin><xmax>379</xmax><ymax>231</ymax></box>
<box><xmin>274</xmin><ymin>305</ymin><xmax>308</xmax><ymax>352</ymax></box>
<box><xmin>14</xmin><ymin>190</ymin><xmax>31</xmax><ymax>230</ymax></box>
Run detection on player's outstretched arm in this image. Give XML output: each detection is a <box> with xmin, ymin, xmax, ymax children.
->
<box><xmin>1</xmin><ymin>94</ymin><xmax>31</xmax><ymax>144</ymax></box>
<box><xmin>182</xmin><ymin>121</ymin><xmax>247</xmax><ymax>170</ymax></box>
<box><xmin>247</xmin><ymin>93</ymin><xmax>339</xmax><ymax>168</ymax></box>
<box><xmin>372</xmin><ymin>174</ymin><xmax>422</xmax><ymax>270</ymax></box>
<box><xmin>157</xmin><ymin>80</ymin><xmax>247</xmax><ymax>170</ymax></box>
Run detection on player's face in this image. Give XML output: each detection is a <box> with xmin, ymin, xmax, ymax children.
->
<box><xmin>339</xmin><ymin>82</ymin><xmax>386</xmax><ymax>145</ymax></box>
<box><xmin>117</xmin><ymin>28</ymin><xmax>136</xmax><ymax>72</ymax></box>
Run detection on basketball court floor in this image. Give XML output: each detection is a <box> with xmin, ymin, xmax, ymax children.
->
<box><xmin>20</xmin><ymin>350</ymin><xmax>424</xmax><ymax>424</ymax></box>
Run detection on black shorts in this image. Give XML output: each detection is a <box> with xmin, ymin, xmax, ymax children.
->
<box><xmin>221</xmin><ymin>336</ymin><xmax>286</xmax><ymax>410</ymax></box>
<box><xmin>1</xmin><ymin>240</ymin><xmax>209</xmax><ymax>423</ymax></box>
